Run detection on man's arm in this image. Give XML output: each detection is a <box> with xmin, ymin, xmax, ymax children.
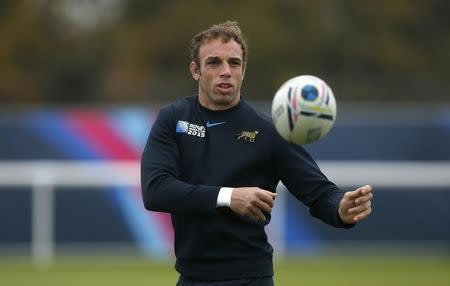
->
<box><xmin>272</xmin><ymin>131</ymin><xmax>353</xmax><ymax>228</ymax></box>
<box><xmin>140</xmin><ymin>106</ymin><xmax>220</xmax><ymax>214</ymax></box>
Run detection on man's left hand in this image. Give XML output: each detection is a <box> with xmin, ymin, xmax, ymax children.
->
<box><xmin>338</xmin><ymin>185</ymin><xmax>373</xmax><ymax>224</ymax></box>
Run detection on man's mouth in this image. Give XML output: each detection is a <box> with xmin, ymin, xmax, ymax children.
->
<box><xmin>216</xmin><ymin>83</ymin><xmax>233</xmax><ymax>93</ymax></box>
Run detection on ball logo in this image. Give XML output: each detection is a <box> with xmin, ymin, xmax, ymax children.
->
<box><xmin>306</xmin><ymin>127</ymin><xmax>322</xmax><ymax>142</ymax></box>
<box><xmin>301</xmin><ymin>85</ymin><xmax>319</xmax><ymax>102</ymax></box>
<box><xmin>272</xmin><ymin>105</ymin><xmax>284</xmax><ymax>126</ymax></box>
<box><xmin>271</xmin><ymin>75</ymin><xmax>337</xmax><ymax>145</ymax></box>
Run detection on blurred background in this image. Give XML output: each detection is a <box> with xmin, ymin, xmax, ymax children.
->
<box><xmin>0</xmin><ymin>1</ymin><xmax>449</xmax><ymax>285</ymax></box>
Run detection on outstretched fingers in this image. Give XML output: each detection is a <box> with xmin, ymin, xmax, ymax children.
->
<box><xmin>345</xmin><ymin>185</ymin><xmax>372</xmax><ymax>201</ymax></box>
<box><xmin>339</xmin><ymin>185</ymin><xmax>374</xmax><ymax>224</ymax></box>
<box><xmin>348</xmin><ymin>200</ymin><xmax>371</xmax><ymax>215</ymax></box>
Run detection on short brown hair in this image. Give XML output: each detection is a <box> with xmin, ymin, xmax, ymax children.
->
<box><xmin>190</xmin><ymin>21</ymin><xmax>248</xmax><ymax>70</ymax></box>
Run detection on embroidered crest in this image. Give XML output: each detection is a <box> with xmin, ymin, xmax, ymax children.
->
<box><xmin>237</xmin><ymin>130</ymin><xmax>259</xmax><ymax>143</ymax></box>
<box><xmin>176</xmin><ymin>120</ymin><xmax>205</xmax><ymax>138</ymax></box>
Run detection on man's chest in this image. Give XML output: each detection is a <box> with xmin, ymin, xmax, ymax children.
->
<box><xmin>174</xmin><ymin>119</ymin><xmax>270</xmax><ymax>183</ymax></box>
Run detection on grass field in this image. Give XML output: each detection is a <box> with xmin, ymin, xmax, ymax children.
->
<box><xmin>1</xmin><ymin>255</ymin><xmax>449</xmax><ymax>286</ymax></box>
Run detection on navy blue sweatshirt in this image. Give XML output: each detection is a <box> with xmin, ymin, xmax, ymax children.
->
<box><xmin>141</xmin><ymin>96</ymin><xmax>349</xmax><ymax>280</ymax></box>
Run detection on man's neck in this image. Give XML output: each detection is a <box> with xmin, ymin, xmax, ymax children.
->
<box><xmin>198</xmin><ymin>94</ymin><xmax>241</xmax><ymax>111</ymax></box>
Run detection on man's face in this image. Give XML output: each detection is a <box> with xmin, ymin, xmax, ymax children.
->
<box><xmin>190</xmin><ymin>38</ymin><xmax>245</xmax><ymax>110</ymax></box>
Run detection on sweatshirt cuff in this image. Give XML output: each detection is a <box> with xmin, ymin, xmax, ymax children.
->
<box><xmin>216</xmin><ymin>187</ymin><xmax>234</xmax><ymax>207</ymax></box>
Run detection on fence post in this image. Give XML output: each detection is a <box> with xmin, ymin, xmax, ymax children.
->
<box><xmin>32</xmin><ymin>171</ymin><xmax>54</xmax><ymax>266</ymax></box>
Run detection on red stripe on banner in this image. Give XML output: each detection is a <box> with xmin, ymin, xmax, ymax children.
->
<box><xmin>66</xmin><ymin>110</ymin><xmax>137</xmax><ymax>160</ymax></box>
<box><xmin>66</xmin><ymin>110</ymin><xmax>174</xmax><ymax>247</ymax></box>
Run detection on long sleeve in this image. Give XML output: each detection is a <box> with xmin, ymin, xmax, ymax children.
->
<box><xmin>271</xmin><ymin>129</ymin><xmax>351</xmax><ymax>228</ymax></box>
<box><xmin>140</xmin><ymin>106</ymin><xmax>221</xmax><ymax>214</ymax></box>
<box><xmin>140</xmin><ymin>96</ymin><xmax>354</xmax><ymax>280</ymax></box>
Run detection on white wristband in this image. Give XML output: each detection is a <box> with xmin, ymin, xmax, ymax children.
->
<box><xmin>216</xmin><ymin>187</ymin><xmax>233</xmax><ymax>207</ymax></box>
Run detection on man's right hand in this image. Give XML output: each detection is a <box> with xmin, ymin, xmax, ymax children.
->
<box><xmin>230</xmin><ymin>187</ymin><xmax>276</xmax><ymax>222</ymax></box>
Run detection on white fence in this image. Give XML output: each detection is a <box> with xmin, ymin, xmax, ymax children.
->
<box><xmin>0</xmin><ymin>160</ymin><xmax>450</xmax><ymax>265</ymax></box>
<box><xmin>0</xmin><ymin>161</ymin><xmax>138</xmax><ymax>265</ymax></box>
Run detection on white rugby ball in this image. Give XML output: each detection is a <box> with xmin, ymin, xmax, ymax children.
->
<box><xmin>271</xmin><ymin>75</ymin><xmax>336</xmax><ymax>145</ymax></box>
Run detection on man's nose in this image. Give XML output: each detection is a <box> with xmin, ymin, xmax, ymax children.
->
<box><xmin>220</xmin><ymin>62</ymin><xmax>231</xmax><ymax>77</ymax></box>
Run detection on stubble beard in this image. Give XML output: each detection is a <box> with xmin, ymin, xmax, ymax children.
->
<box><xmin>208</xmin><ymin>91</ymin><xmax>239</xmax><ymax>109</ymax></box>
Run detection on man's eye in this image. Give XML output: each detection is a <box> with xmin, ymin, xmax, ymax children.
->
<box><xmin>207</xmin><ymin>60</ymin><xmax>219</xmax><ymax>65</ymax></box>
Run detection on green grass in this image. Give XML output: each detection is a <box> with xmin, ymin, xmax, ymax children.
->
<box><xmin>1</xmin><ymin>255</ymin><xmax>449</xmax><ymax>286</ymax></box>
<box><xmin>275</xmin><ymin>256</ymin><xmax>450</xmax><ymax>286</ymax></box>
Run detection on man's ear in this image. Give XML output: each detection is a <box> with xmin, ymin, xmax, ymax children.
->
<box><xmin>190</xmin><ymin>62</ymin><xmax>200</xmax><ymax>80</ymax></box>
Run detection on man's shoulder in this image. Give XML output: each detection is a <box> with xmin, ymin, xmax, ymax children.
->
<box><xmin>161</xmin><ymin>95</ymin><xmax>195</xmax><ymax>111</ymax></box>
<box><xmin>241</xmin><ymin>100</ymin><xmax>273</xmax><ymax>126</ymax></box>
<box><xmin>158</xmin><ymin>95</ymin><xmax>196</xmax><ymax>118</ymax></box>
<box><xmin>153</xmin><ymin>96</ymin><xmax>196</xmax><ymax>128</ymax></box>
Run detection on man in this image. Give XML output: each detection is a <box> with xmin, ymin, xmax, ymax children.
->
<box><xmin>141</xmin><ymin>21</ymin><xmax>373</xmax><ymax>286</ymax></box>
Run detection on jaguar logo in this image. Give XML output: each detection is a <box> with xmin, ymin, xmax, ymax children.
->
<box><xmin>237</xmin><ymin>130</ymin><xmax>259</xmax><ymax>143</ymax></box>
